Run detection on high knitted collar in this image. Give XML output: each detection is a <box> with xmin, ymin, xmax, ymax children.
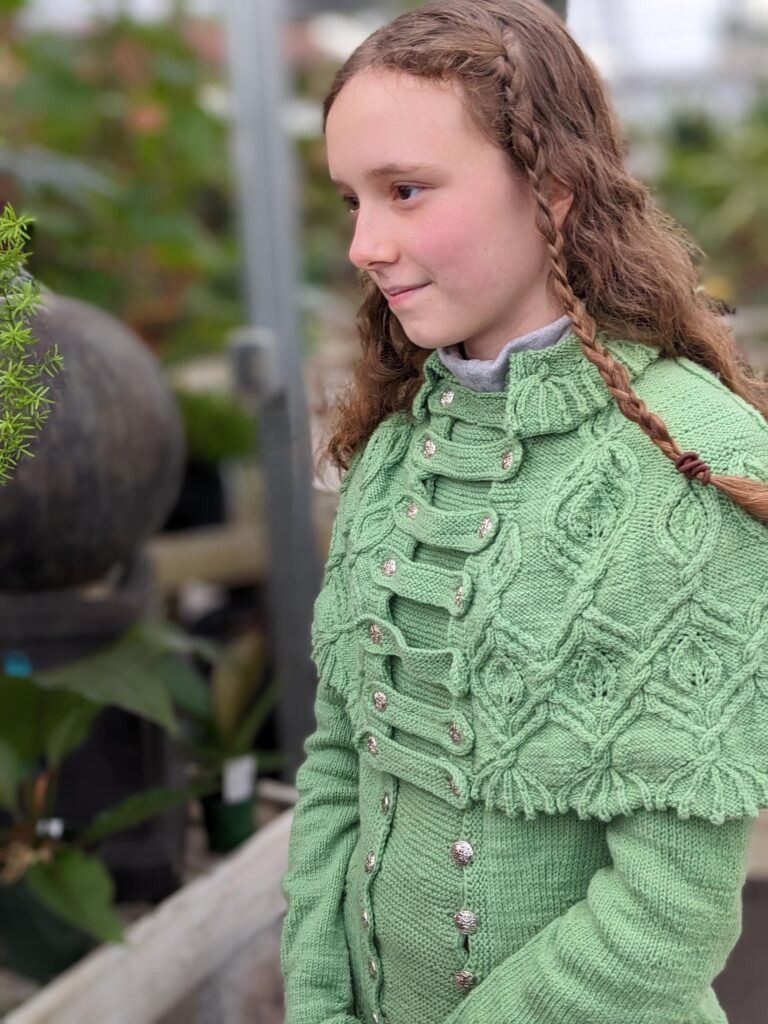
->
<box><xmin>437</xmin><ymin>314</ymin><xmax>573</xmax><ymax>390</ymax></box>
<box><xmin>411</xmin><ymin>330</ymin><xmax>663</xmax><ymax>438</ymax></box>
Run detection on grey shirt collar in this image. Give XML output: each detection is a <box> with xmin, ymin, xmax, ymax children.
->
<box><xmin>436</xmin><ymin>315</ymin><xmax>573</xmax><ymax>392</ymax></box>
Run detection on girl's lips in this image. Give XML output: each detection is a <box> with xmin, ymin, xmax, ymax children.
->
<box><xmin>386</xmin><ymin>283</ymin><xmax>430</xmax><ymax>307</ymax></box>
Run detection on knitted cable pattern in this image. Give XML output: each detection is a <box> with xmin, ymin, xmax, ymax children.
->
<box><xmin>318</xmin><ymin>334</ymin><xmax>768</xmax><ymax>825</ymax></box>
<box><xmin>282</xmin><ymin>333</ymin><xmax>768</xmax><ymax>1024</ymax></box>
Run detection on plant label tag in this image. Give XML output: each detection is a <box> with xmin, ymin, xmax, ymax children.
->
<box><xmin>223</xmin><ymin>753</ymin><xmax>257</xmax><ymax>804</ymax></box>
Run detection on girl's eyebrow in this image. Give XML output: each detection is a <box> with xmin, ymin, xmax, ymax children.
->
<box><xmin>330</xmin><ymin>162</ymin><xmax>440</xmax><ymax>189</ymax></box>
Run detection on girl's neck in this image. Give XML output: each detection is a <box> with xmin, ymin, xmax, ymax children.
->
<box><xmin>438</xmin><ymin>314</ymin><xmax>573</xmax><ymax>392</ymax></box>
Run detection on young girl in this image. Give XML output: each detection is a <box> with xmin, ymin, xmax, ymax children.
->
<box><xmin>279</xmin><ymin>2</ymin><xmax>768</xmax><ymax>1022</ymax></box>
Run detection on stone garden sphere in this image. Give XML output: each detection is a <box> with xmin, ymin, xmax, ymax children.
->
<box><xmin>0</xmin><ymin>289</ymin><xmax>185</xmax><ymax>589</ymax></box>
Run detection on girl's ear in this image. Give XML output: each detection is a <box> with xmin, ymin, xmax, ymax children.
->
<box><xmin>548</xmin><ymin>175</ymin><xmax>574</xmax><ymax>229</ymax></box>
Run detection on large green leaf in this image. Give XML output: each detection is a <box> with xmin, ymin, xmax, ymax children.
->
<box><xmin>24</xmin><ymin>847</ymin><xmax>123</xmax><ymax>944</ymax></box>
<box><xmin>126</xmin><ymin>621</ymin><xmax>215</xmax><ymax>718</ymax></box>
<box><xmin>0</xmin><ymin>739</ymin><xmax>21</xmax><ymax>812</ymax></box>
<box><xmin>30</xmin><ymin>626</ymin><xmax>199</xmax><ymax>733</ymax></box>
<box><xmin>80</xmin><ymin>785</ymin><xmax>198</xmax><ymax>845</ymax></box>
<box><xmin>0</xmin><ymin>676</ymin><xmax>99</xmax><ymax>764</ymax></box>
<box><xmin>46</xmin><ymin>700</ymin><xmax>101</xmax><ymax>770</ymax></box>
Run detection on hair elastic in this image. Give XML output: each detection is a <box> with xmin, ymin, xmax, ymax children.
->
<box><xmin>675</xmin><ymin>451</ymin><xmax>712</xmax><ymax>485</ymax></box>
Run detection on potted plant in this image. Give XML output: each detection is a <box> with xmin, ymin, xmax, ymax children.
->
<box><xmin>181</xmin><ymin>628</ymin><xmax>285</xmax><ymax>853</ymax></box>
<box><xmin>0</xmin><ymin>621</ymin><xmax>216</xmax><ymax>982</ymax></box>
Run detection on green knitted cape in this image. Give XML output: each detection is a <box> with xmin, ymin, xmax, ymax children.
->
<box><xmin>280</xmin><ymin>333</ymin><xmax>768</xmax><ymax>1024</ymax></box>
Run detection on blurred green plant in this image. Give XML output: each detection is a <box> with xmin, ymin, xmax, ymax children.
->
<box><xmin>0</xmin><ymin>7</ymin><xmax>242</xmax><ymax>364</ymax></box>
<box><xmin>173</xmin><ymin>387</ymin><xmax>256</xmax><ymax>465</ymax></box>
<box><xmin>0</xmin><ymin>4</ymin><xmax>370</xmax><ymax>367</ymax></box>
<box><xmin>0</xmin><ymin>620</ymin><xmax>217</xmax><ymax>950</ymax></box>
<box><xmin>0</xmin><ymin>202</ymin><xmax>63</xmax><ymax>483</ymax></box>
<box><xmin>181</xmin><ymin>629</ymin><xmax>284</xmax><ymax>783</ymax></box>
<box><xmin>652</xmin><ymin>96</ymin><xmax>768</xmax><ymax>309</ymax></box>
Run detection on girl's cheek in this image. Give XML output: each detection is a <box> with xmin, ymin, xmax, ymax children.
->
<box><xmin>414</xmin><ymin>211</ymin><xmax>472</xmax><ymax>266</ymax></box>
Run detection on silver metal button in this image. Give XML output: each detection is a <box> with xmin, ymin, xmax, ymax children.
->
<box><xmin>381</xmin><ymin>791</ymin><xmax>390</xmax><ymax>814</ymax></box>
<box><xmin>479</xmin><ymin>516</ymin><xmax>493</xmax><ymax>538</ymax></box>
<box><xmin>361</xmin><ymin>909</ymin><xmax>369</xmax><ymax>929</ymax></box>
<box><xmin>454</xmin><ymin>585</ymin><xmax>464</xmax><ymax>609</ymax></box>
<box><xmin>373</xmin><ymin>690</ymin><xmax>388</xmax><ymax>711</ymax></box>
<box><xmin>440</xmin><ymin>389</ymin><xmax>455</xmax><ymax>407</ymax></box>
<box><xmin>364</xmin><ymin>851</ymin><xmax>376</xmax><ymax>873</ymax></box>
<box><xmin>422</xmin><ymin>438</ymin><xmax>436</xmax><ymax>459</ymax></box>
<box><xmin>453</xmin><ymin>910</ymin><xmax>478</xmax><ymax>934</ymax></box>
<box><xmin>372</xmin><ymin>1014</ymin><xmax>380</xmax><ymax>1024</ymax></box>
<box><xmin>382</xmin><ymin>558</ymin><xmax>397</xmax><ymax>577</ymax></box>
<box><xmin>368</xmin><ymin>959</ymin><xmax>378</xmax><ymax>978</ymax></box>
<box><xmin>367</xmin><ymin>735</ymin><xmax>379</xmax><ymax>755</ymax></box>
<box><xmin>501</xmin><ymin>450</ymin><xmax>514</xmax><ymax>471</ymax></box>
<box><xmin>454</xmin><ymin>969</ymin><xmax>475</xmax><ymax>990</ymax></box>
<box><xmin>449</xmin><ymin>722</ymin><xmax>463</xmax><ymax>745</ymax></box>
<box><xmin>369</xmin><ymin>622</ymin><xmax>382</xmax><ymax>644</ymax></box>
<box><xmin>406</xmin><ymin>501</ymin><xmax>418</xmax><ymax>519</ymax></box>
<box><xmin>451</xmin><ymin>840</ymin><xmax>474</xmax><ymax>866</ymax></box>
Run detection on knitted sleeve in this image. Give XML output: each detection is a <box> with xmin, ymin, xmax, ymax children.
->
<box><xmin>279</xmin><ymin>454</ymin><xmax>364</xmax><ymax>1024</ymax></box>
<box><xmin>439</xmin><ymin>807</ymin><xmax>754</xmax><ymax>1024</ymax></box>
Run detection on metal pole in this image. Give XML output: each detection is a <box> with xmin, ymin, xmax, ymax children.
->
<box><xmin>222</xmin><ymin>0</ymin><xmax>321</xmax><ymax>781</ymax></box>
<box><xmin>543</xmin><ymin>0</ymin><xmax>568</xmax><ymax>17</ymax></box>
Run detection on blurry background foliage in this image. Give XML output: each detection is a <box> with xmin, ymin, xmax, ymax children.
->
<box><xmin>651</xmin><ymin>98</ymin><xmax>768</xmax><ymax>311</ymax></box>
<box><xmin>0</xmin><ymin>2</ymin><xmax>241</xmax><ymax>365</ymax></box>
<box><xmin>0</xmin><ymin>0</ymin><xmax>360</xmax><ymax>368</ymax></box>
<box><xmin>0</xmin><ymin>0</ymin><xmax>766</xmax><ymax>370</ymax></box>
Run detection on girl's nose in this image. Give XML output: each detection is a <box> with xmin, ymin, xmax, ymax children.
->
<box><xmin>348</xmin><ymin>211</ymin><xmax>398</xmax><ymax>270</ymax></box>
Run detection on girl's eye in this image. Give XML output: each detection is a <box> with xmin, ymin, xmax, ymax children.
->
<box><xmin>340</xmin><ymin>184</ymin><xmax>423</xmax><ymax>214</ymax></box>
<box><xmin>394</xmin><ymin>184</ymin><xmax>422</xmax><ymax>202</ymax></box>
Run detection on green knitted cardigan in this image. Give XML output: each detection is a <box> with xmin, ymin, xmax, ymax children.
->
<box><xmin>280</xmin><ymin>332</ymin><xmax>768</xmax><ymax>1024</ymax></box>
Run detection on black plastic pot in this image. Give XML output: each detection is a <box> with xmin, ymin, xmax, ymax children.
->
<box><xmin>200</xmin><ymin>793</ymin><xmax>256</xmax><ymax>854</ymax></box>
<box><xmin>0</xmin><ymin>881</ymin><xmax>94</xmax><ymax>982</ymax></box>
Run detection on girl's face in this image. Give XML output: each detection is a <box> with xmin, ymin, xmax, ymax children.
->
<box><xmin>325</xmin><ymin>68</ymin><xmax>572</xmax><ymax>360</ymax></box>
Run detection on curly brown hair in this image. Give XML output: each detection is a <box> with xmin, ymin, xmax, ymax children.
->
<box><xmin>318</xmin><ymin>0</ymin><xmax>768</xmax><ymax>522</ymax></box>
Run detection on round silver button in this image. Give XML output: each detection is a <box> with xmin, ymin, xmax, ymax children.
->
<box><xmin>449</xmin><ymin>722</ymin><xmax>463</xmax><ymax>745</ymax></box>
<box><xmin>479</xmin><ymin>516</ymin><xmax>493</xmax><ymax>538</ymax></box>
<box><xmin>451</xmin><ymin>840</ymin><xmax>474</xmax><ymax>866</ymax></box>
<box><xmin>453</xmin><ymin>910</ymin><xmax>478</xmax><ymax>934</ymax></box>
<box><xmin>501</xmin><ymin>450</ymin><xmax>514</xmax><ymax>471</ymax></box>
<box><xmin>422</xmin><ymin>438</ymin><xmax>436</xmax><ymax>459</ymax></box>
<box><xmin>454</xmin><ymin>969</ymin><xmax>475</xmax><ymax>990</ymax></box>
<box><xmin>369</xmin><ymin>622</ymin><xmax>382</xmax><ymax>644</ymax></box>
<box><xmin>406</xmin><ymin>501</ymin><xmax>418</xmax><ymax>519</ymax></box>
<box><xmin>364</xmin><ymin>851</ymin><xmax>376</xmax><ymax>873</ymax></box>
<box><xmin>373</xmin><ymin>690</ymin><xmax>388</xmax><ymax>711</ymax></box>
<box><xmin>367</xmin><ymin>735</ymin><xmax>379</xmax><ymax>755</ymax></box>
<box><xmin>382</xmin><ymin>558</ymin><xmax>397</xmax><ymax>577</ymax></box>
<box><xmin>454</xmin><ymin>584</ymin><xmax>464</xmax><ymax>609</ymax></box>
<box><xmin>440</xmin><ymin>389</ymin><xmax>455</xmax><ymax>406</ymax></box>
